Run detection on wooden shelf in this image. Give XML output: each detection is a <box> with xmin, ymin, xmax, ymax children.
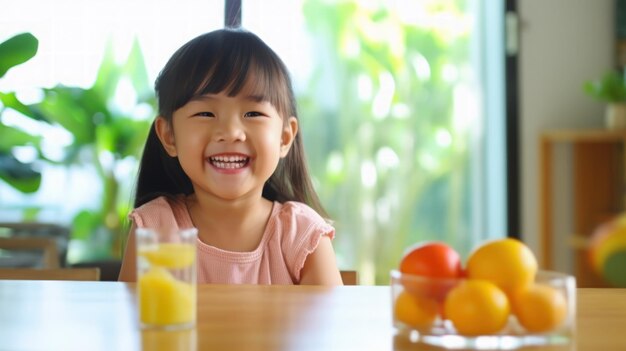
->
<box><xmin>539</xmin><ymin>129</ymin><xmax>624</xmax><ymax>287</ymax></box>
<box><xmin>541</xmin><ymin>129</ymin><xmax>626</xmax><ymax>142</ymax></box>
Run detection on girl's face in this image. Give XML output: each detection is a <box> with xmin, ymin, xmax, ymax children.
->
<box><xmin>155</xmin><ymin>86</ymin><xmax>297</xmax><ymax>202</ymax></box>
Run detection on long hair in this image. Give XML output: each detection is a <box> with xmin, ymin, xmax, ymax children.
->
<box><xmin>134</xmin><ymin>28</ymin><xmax>327</xmax><ymax>217</ymax></box>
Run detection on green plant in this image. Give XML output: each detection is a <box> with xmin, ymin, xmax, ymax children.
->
<box><xmin>0</xmin><ymin>36</ymin><xmax>154</xmax><ymax>262</ymax></box>
<box><xmin>584</xmin><ymin>70</ymin><xmax>626</xmax><ymax>103</ymax></box>
<box><xmin>0</xmin><ymin>33</ymin><xmax>43</xmax><ymax>194</ymax></box>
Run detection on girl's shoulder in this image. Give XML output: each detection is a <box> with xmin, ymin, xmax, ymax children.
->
<box><xmin>132</xmin><ymin>194</ymin><xmax>186</xmax><ymax>214</ymax></box>
<box><xmin>271</xmin><ymin>201</ymin><xmax>335</xmax><ymax>241</ymax></box>
<box><xmin>129</xmin><ymin>194</ymin><xmax>190</xmax><ymax>229</ymax></box>
<box><xmin>273</xmin><ymin>201</ymin><xmax>330</xmax><ymax>226</ymax></box>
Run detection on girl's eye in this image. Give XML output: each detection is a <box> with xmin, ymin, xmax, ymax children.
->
<box><xmin>193</xmin><ymin>111</ymin><xmax>214</xmax><ymax>117</ymax></box>
<box><xmin>244</xmin><ymin>111</ymin><xmax>265</xmax><ymax>118</ymax></box>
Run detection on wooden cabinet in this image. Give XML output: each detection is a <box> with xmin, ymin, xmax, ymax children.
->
<box><xmin>540</xmin><ymin>129</ymin><xmax>626</xmax><ymax>287</ymax></box>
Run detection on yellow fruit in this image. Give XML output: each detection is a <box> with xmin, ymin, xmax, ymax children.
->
<box><xmin>444</xmin><ymin>280</ymin><xmax>510</xmax><ymax>336</ymax></box>
<box><xmin>467</xmin><ymin>238</ymin><xmax>538</xmax><ymax>297</ymax></box>
<box><xmin>394</xmin><ymin>291</ymin><xmax>439</xmax><ymax>329</ymax></box>
<box><xmin>512</xmin><ymin>284</ymin><xmax>568</xmax><ymax>333</ymax></box>
<box><xmin>139</xmin><ymin>243</ymin><xmax>196</xmax><ymax>269</ymax></box>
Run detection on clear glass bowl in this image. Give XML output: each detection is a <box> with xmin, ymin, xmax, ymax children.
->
<box><xmin>390</xmin><ymin>270</ymin><xmax>576</xmax><ymax>349</ymax></box>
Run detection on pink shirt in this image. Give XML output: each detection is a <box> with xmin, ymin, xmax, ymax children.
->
<box><xmin>129</xmin><ymin>195</ymin><xmax>335</xmax><ymax>284</ymax></box>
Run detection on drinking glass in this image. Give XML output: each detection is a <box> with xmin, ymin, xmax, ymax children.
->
<box><xmin>136</xmin><ymin>227</ymin><xmax>197</xmax><ymax>330</ymax></box>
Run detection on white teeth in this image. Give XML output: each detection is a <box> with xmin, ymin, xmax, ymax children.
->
<box><xmin>211</xmin><ymin>156</ymin><xmax>247</xmax><ymax>162</ymax></box>
<box><xmin>209</xmin><ymin>155</ymin><xmax>248</xmax><ymax>169</ymax></box>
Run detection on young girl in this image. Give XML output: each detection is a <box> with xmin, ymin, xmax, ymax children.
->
<box><xmin>118</xmin><ymin>28</ymin><xmax>343</xmax><ymax>285</ymax></box>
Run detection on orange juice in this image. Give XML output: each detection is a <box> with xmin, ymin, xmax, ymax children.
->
<box><xmin>136</xmin><ymin>228</ymin><xmax>197</xmax><ymax>329</ymax></box>
<box><xmin>140</xmin><ymin>243</ymin><xmax>196</xmax><ymax>269</ymax></box>
<box><xmin>139</xmin><ymin>267</ymin><xmax>195</xmax><ymax>326</ymax></box>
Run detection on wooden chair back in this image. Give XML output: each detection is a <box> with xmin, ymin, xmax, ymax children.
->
<box><xmin>0</xmin><ymin>222</ymin><xmax>70</xmax><ymax>266</ymax></box>
<box><xmin>340</xmin><ymin>270</ymin><xmax>358</xmax><ymax>285</ymax></box>
<box><xmin>0</xmin><ymin>268</ymin><xmax>101</xmax><ymax>281</ymax></box>
<box><xmin>0</xmin><ymin>237</ymin><xmax>60</xmax><ymax>268</ymax></box>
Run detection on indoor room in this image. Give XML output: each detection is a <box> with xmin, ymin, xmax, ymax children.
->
<box><xmin>0</xmin><ymin>1</ymin><xmax>624</xmax><ymax>350</ymax></box>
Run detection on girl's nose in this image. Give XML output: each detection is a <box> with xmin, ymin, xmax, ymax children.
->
<box><xmin>213</xmin><ymin>117</ymin><xmax>246</xmax><ymax>142</ymax></box>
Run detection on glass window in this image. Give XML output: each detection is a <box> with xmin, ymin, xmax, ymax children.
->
<box><xmin>0</xmin><ymin>0</ymin><xmax>224</xmax><ymax>261</ymax></box>
<box><xmin>244</xmin><ymin>0</ymin><xmax>507</xmax><ymax>284</ymax></box>
<box><xmin>1</xmin><ymin>0</ymin><xmax>224</xmax><ymax>89</ymax></box>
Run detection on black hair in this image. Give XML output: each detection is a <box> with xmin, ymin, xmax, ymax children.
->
<box><xmin>134</xmin><ymin>28</ymin><xmax>327</xmax><ymax>217</ymax></box>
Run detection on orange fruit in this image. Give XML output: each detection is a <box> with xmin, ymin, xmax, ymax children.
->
<box><xmin>512</xmin><ymin>283</ymin><xmax>568</xmax><ymax>333</ymax></box>
<box><xmin>394</xmin><ymin>291</ymin><xmax>439</xmax><ymax>329</ymax></box>
<box><xmin>444</xmin><ymin>280</ymin><xmax>510</xmax><ymax>336</ymax></box>
<box><xmin>466</xmin><ymin>238</ymin><xmax>538</xmax><ymax>297</ymax></box>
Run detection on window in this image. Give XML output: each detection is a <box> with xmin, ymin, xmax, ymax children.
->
<box><xmin>244</xmin><ymin>0</ymin><xmax>507</xmax><ymax>283</ymax></box>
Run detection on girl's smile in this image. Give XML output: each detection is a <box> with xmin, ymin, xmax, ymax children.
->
<box><xmin>208</xmin><ymin>152</ymin><xmax>251</xmax><ymax>173</ymax></box>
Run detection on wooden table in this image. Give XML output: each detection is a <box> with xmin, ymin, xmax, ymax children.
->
<box><xmin>0</xmin><ymin>281</ymin><xmax>624</xmax><ymax>351</ymax></box>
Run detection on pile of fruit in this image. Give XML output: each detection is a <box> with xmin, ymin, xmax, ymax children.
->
<box><xmin>393</xmin><ymin>239</ymin><xmax>569</xmax><ymax>336</ymax></box>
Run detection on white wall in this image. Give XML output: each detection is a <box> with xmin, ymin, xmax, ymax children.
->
<box><xmin>519</xmin><ymin>0</ymin><xmax>614</xmax><ymax>266</ymax></box>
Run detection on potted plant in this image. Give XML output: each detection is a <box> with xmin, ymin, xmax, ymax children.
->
<box><xmin>583</xmin><ymin>69</ymin><xmax>626</xmax><ymax>129</ymax></box>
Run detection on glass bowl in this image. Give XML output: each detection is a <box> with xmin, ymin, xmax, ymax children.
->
<box><xmin>390</xmin><ymin>269</ymin><xmax>576</xmax><ymax>349</ymax></box>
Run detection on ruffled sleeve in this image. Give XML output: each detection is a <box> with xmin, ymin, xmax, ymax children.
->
<box><xmin>128</xmin><ymin>195</ymin><xmax>191</xmax><ymax>240</ymax></box>
<box><xmin>277</xmin><ymin>202</ymin><xmax>335</xmax><ymax>282</ymax></box>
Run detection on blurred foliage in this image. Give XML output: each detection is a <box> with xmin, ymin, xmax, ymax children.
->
<box><xmin>584</xmin><ymin>69</ymin><xmax>626</xmax><ymax>103</ymax></box>
<box><xmin>0</xmin><ymin>36</ymin><xmax>154</xmax><ymax>261</ymax></box>
<box><xmin>299</xmin><ymin>0</ymin><xmax>474</xmax><ymax>284</ymax></box>
<box><xmin>0</xmin><ymin>33</ymin><xmax>42</xmax><ymax>194</ymax></box>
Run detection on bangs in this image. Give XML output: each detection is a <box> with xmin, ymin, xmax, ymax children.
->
<box><xmin>156</xmin><ymin>29</ymin><xmax>295</xmax><ymax>119</ymax></box>
<box><xmin>196</xmin><ymin>57</ymin><xmax>291</xmax><ymax>117</ymax></box>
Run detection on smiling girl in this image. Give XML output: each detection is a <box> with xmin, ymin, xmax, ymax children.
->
<box><xmin>118</xmin><ymin>28</ymin><xmax>342</xmax><ymax>285</ymax></box>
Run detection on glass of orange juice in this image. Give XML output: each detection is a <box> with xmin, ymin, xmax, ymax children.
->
<box><xmin>136</xmin><ymin>227</ymin><xmax>197</xmax><ymax>330</ymax></box>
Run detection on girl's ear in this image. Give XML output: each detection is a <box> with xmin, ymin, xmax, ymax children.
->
<box><xmin>280</xmin><ymin>117</ymin><xmax>299</xmax><ymax>157</ymax></box>
<box><xmin>155</xmin><ymin>116</ymin><xmax>177</xmax><ymax>157</ymax></box>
